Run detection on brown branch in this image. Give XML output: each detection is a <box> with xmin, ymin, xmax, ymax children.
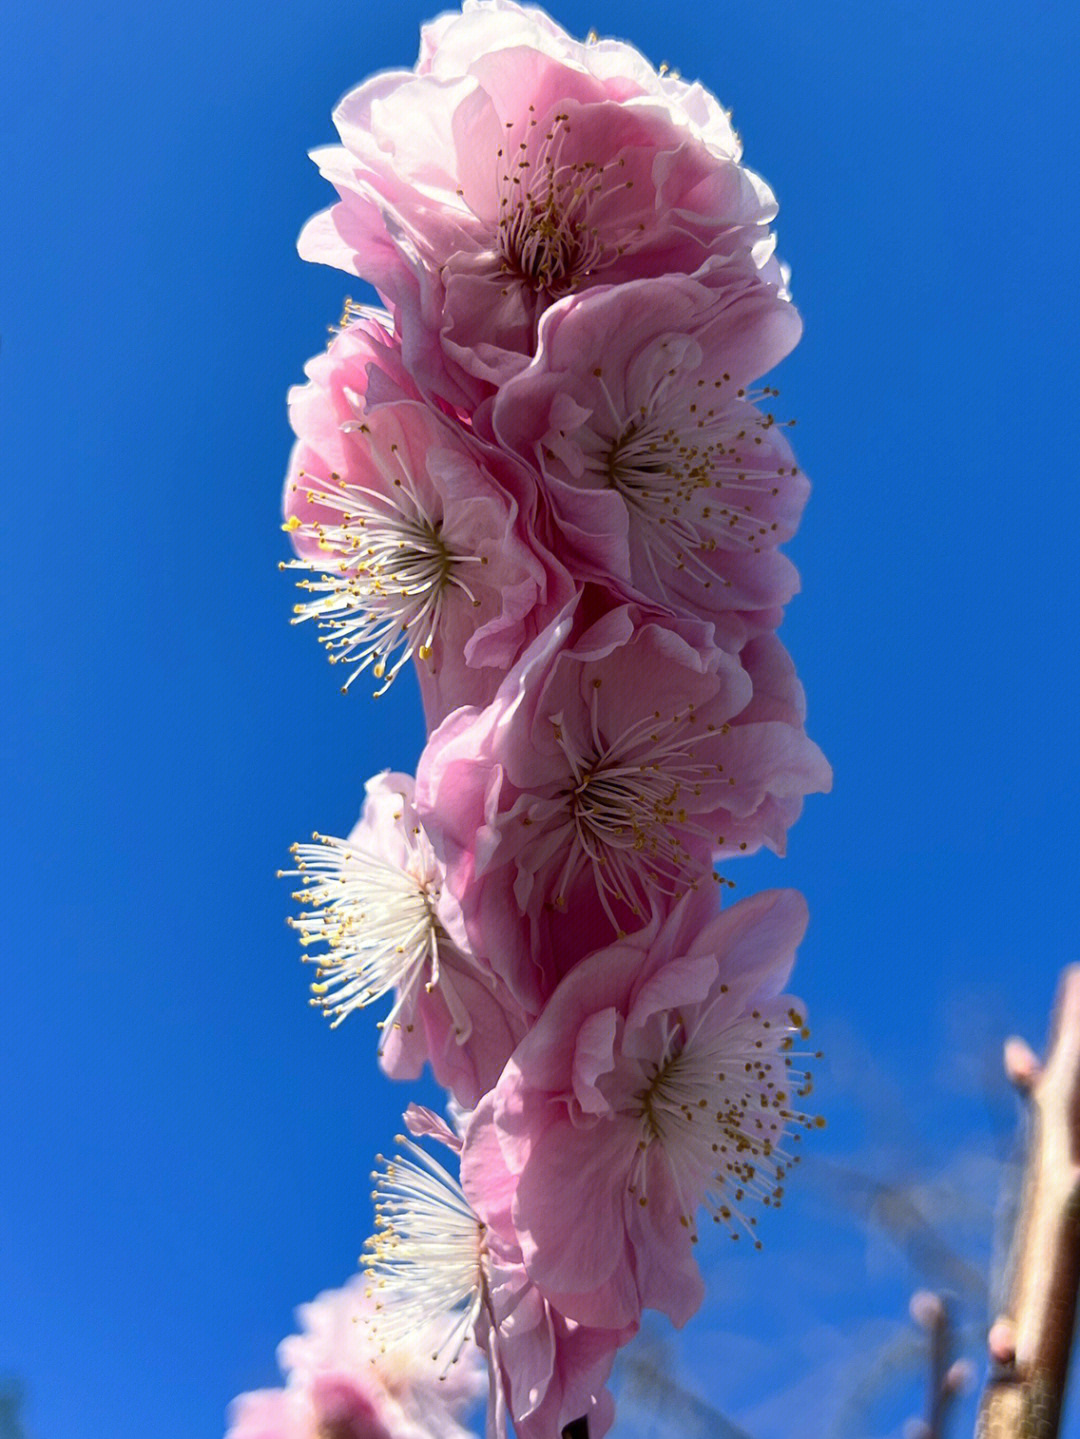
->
<box><xmin>975</xmin><ymin>965</ymin><xmax>1080</xmax><ymax>1439</ymax></box>
<box><xmin>907</xmin><ymin>1291</ymin><xmax>972</xmax><ymax>1438</ymax></box>
<box><xmin>928</xmin><ymin>1297</ymin><xmax>949</xmax><ymax>1432</ymax></box>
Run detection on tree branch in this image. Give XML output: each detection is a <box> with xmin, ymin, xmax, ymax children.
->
<box><xmin>976</xmin><ymin>965</ymin><xmax>1080</xmax><ymax>1438</ymax></box>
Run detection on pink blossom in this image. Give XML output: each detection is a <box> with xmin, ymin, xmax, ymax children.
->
<box><xmin>489</xmin><ymin>888</ymin><xmax>818</xmax><ymax>1330</ymax></box>
<box><xmin>282</xmin><ymin>315</ymin><xmax>571</xmax><ymax>717</ymax></box>
<box><xmin>298</xmin><ymin>0</ymin><xmax>781</xmax><ymax>407</ymax></box>
<box><xmin>363</xmin><ymin>1104</ymin><xmax>632</xmax><ymax>1439</ymax></box>
<box><xmin>225</xmin><ymin>1388</ymin><xmax>317</xmax><ymax>1439</ymax></box>
<box><xmin>415</xmin><ymin>601</ymin><xmax>830</xmax><ymax>1011</ymax></box>
<box><xmin>226</xmin><ymin>1272</ymin><xmax>483</xmax><ymax>1439</ymax></box>
<box><xmin>283</xmin><ymin>772</ymin><xmax>527</xmax><ymax>1107</ymax></box>
<box><xmin>492</xmin><ymin>262</ymin><xmax>808</xmax><ymax>633</ymax></box>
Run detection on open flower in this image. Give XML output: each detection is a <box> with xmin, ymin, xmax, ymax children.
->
<box><xmin>489</xmin><ymin>888</ymin><xmax>821</xmax><ymax>1330</ymax></box>
<box><xmin>282</xmin><ymin>315</ymin><xmax>570</xmax><ymax>716</ymax></box>
<box><xmin>283</xmin><ymin>772</ymin><xmax>526</xmax><ymax>1107</ymax></box>
<box><xmin>299</xmin><ymin>0</ymin><xmax>780</xmax><ymax>406</ymax></box>
<box><xmin>225</xmin><ymin>1271</ymin><xmax>484</xmax><ymax>1439</ymax></box>
<box><xmin>363</xmin><ymin>1105</ymin><xmax>633</xmax><ymax>1439</ymax></box>
<box><xmin>492</xmin><ymin>262</ymin><xmax>808</xmax><ymax>635</ymax></box>
<box><xmin>416</xmin><ymin>601</ymin><xmax>830</xmax><ymax>1010</ymax></box>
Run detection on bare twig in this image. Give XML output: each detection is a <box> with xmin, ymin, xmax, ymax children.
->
<box><xmin>975</xmin><ymin>966</ymin><xmax>1080</xmax><ymax>1438</ymax></box>
<box><xmin>905</xmin><ymin>1292</ymin><xmax>973</xmax><ymax>1439</ymax></box>
<box><xmin>0</xmin><ymin>1377</ymin><xmax>27</xmax><ymax>1439</ymax></box>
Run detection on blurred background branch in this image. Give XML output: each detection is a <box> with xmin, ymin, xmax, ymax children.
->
<box><xmin>0</xmin><ymin>1378</ymin><xmax>27</xmax><ymax>1439</ymax></box>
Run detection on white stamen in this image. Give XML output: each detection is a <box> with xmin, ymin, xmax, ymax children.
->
<box><xmin>281</xmin><ymin>830</ymin><xmax>472</xmax><ymax>1045</ymax></box>
<box><xmin>283</xmin><ymin>442</ymin><xmax>482</xmax><ymax>696</ymax></box>
<box><xmin>579</xmin><ymin>363</ymin><xmax>797</xmax><ymax>597</ymax></box>
<box><xmin>494</xmin><ymin>111</ymin><xmax>642</xmax><ymax>299</ymax></box>
<box><xmin>363</xmin><ymin>1137</ymin><xmax>486</xmax><ymax>1373</ymax></box>
<box><xmin>548</xmin><ymin>693</ymin><xmax>727</xmax><ymax>929</ymax></box>
<box><xmin>630</xmin><ymin>1002</ymin><xmax>823</xmax><ymax>1247</ymax></box>
<box><xmin>337</xmin><ymin>297</ymin><xmax>394</xmax><ymax>333</ymax></box>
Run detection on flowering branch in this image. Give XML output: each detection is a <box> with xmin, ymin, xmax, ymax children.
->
<box><xmin>976</xmin><ymin>966</ymin><xmax>1080</xmax><ymax>1439</ymax></box>
<box><xmin>239</xmin><ymin>6</ymin><xmax>831</xmax><ymax>1436</ymax></box>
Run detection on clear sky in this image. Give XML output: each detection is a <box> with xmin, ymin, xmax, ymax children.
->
<box><xmin>3</xmin><ymin>1</ymin><xmax>1079</xmax><ymax>1436</ymax></box>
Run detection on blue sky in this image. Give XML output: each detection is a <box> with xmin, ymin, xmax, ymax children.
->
<box><xmin>3</xmin><ymin>1</ymin><xmax>1079</xmax><ymax>1436</ymax></box>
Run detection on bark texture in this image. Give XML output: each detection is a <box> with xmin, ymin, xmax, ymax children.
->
<box><xmin>976</xmin><ymin>966</ymin><xmax>1080</xmax><ymax>1439</ymax></box>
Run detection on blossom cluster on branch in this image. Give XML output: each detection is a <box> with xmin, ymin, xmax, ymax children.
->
<box><xmin>230</xmin><ymin>4</ymin><xmax>830</xmax><ymax>1436</ymax></box>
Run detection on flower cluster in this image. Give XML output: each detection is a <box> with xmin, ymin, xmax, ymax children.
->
<box><xmin>247</xmin><ymin>5</ymin><xmax>831</xmax><ymax>1437</ymax></box>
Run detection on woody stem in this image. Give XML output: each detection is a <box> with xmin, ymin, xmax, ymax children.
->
<box><xmin>976</xmin><ymin>966</ymin><xmax>1080</xmax><ymax>1438</ymax></box>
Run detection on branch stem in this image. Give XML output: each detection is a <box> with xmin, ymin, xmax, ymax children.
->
<box><xmin>976</xmin><ymin>966</ymin><xmax>1080</xmax><ymax>1439</ymax></box>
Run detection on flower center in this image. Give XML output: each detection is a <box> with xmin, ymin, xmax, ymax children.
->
<box><xmin>631</xmin><ymin>1006</ymin><xmax>823</xmax><ymax>1247</ymax></box>
<box><xmin>317</xmin><ymin>1419</ymin><xmax>372</xmax><ymax>1439</ymax></box>
<box><xmin>606</xmin><ymin>416</ymin><xmax>713</xmax><ymax>520</ymax></box>
<box><xmin>284</xmin><ymin>441</ymin><xmax>483</xmax><ymax>694</ymax></box>
<box><xmin>585</xmin><ymin>367</ymin><xmax>799</xmax><ymax>598</ymax></box>
<box><xmin>493</xmin><ymin>110</ymin><xmax>636</xmax><ymax>299</ymax></box>
<box><xmin>548</xmin><ymin>687</ymin><xmax>724</xmax><ymax>931</ymax></box>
